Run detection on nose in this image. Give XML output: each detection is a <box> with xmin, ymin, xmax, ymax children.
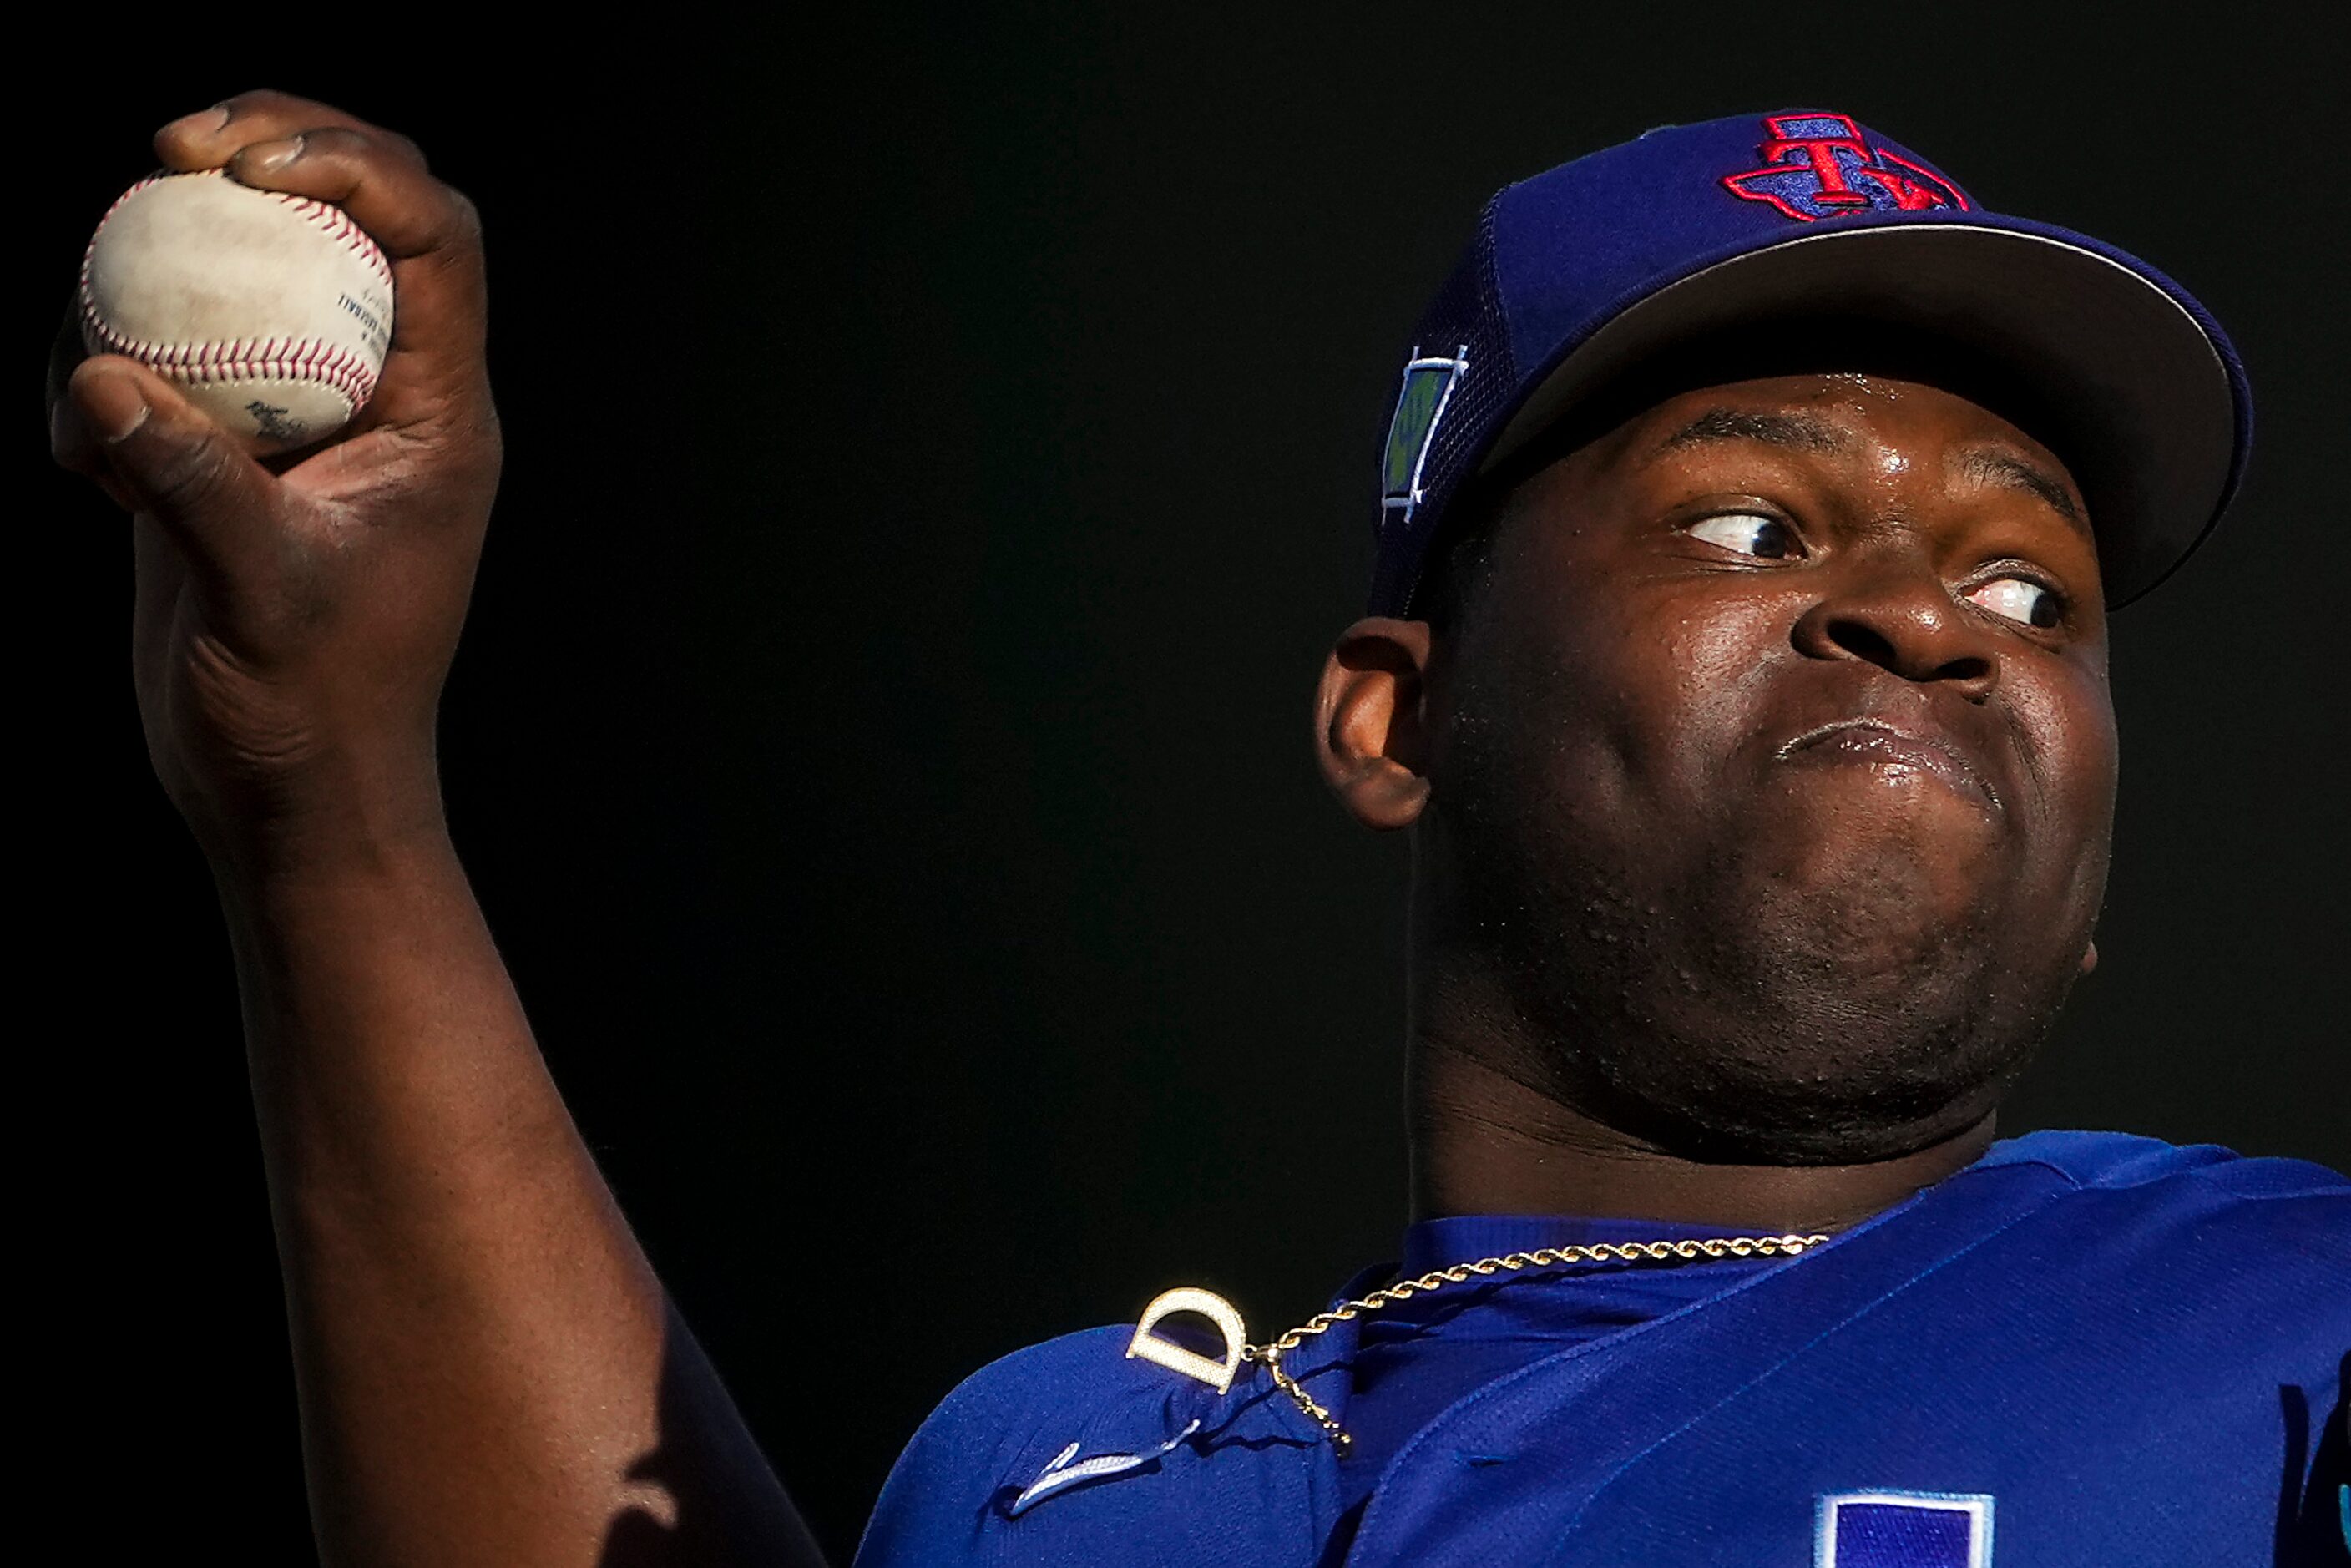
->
<box><xmin>1790</xmin><ymin>560</ymin><xmax>2000</xmax><ymax>700</ymax></box>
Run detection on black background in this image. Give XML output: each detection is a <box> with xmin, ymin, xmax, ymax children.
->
<box><xmin>28</xmin><ymin>9</ymin><xmax>2346</xmax><ymax>1561</ymax></box>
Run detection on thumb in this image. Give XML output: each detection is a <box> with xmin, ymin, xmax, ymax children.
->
<box><xmin>71</xmin><ymin>356</ymin><xmax>286</xmax><ymax>585</ymax></box>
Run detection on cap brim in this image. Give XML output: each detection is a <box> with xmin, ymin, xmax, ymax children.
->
<box><xmin>1482</xmin><ymin>222</ymin><xmax>2245</xmax><ymax>607</ymax></box>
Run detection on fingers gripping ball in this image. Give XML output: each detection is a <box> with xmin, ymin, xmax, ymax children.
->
<box><xmin>79</xmin><ymin>169</ymin><xmax>394</xmax><ymax>453</ymax></box>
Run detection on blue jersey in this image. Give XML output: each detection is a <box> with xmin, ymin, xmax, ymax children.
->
<box><xmin>856</xmin><ymin>1131</ymin><xmax>2350</xmax><ymax>1565</ymax></box>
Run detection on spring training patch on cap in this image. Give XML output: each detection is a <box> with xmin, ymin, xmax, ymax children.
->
<box><xmin>1722</xmin><ymin>113</ymin><xmax>1968</xmax><ymax>221</ymax></box>
<box><xmin>1381</xmin><ymin>346</ymin><xmax>1469</xmax><ymax>530</ymax></box>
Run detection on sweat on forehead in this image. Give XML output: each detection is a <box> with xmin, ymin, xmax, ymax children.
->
<box><xmin>1485</xmin><ymin>325</ymin><xmax>2081</xmax><ymax>503</ymax></box>
<box><xmin>1421</xmin><ymin>332</ymin><xmax>2096</xmax><ymax>615</ymax></box>
<box><xmin>1645</xmin><ymin>386</ymin><xmax>2086</xmax><ymax>533</ymax></box>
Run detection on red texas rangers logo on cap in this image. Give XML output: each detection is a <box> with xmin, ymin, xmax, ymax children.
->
<box><xmin>1722</xmin><ymin>113</ymin><xmax>1969</xmax><ymax>221</ymax></box>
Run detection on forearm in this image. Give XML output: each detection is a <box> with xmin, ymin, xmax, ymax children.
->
<box><xmin>225</xmin><ymin>811</ymin><xmax>676</xmax><ymax>1565</ymax></box>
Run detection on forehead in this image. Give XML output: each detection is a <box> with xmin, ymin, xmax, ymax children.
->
<box><xmin>1426</xmin><ymin>362</ymin><xmax>2111</xmax><ymax>627</ymax></box>
<box><xmin>1605</xmin><ymin>372</ymin><xmax>2076</xmax><ymax>480</ymax></box>
<box><xmin>1558</xmin><ymin>372</ymin><xmax>2094</xmax><ymax>540</ymax></box>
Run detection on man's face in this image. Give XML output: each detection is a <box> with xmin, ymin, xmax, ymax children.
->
<box><xmin>1422</xmin><ymin>372</ymin><xmax>2117</xmax><ymax>1161</ymax></box>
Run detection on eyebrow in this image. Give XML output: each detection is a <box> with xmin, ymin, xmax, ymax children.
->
<box><xmin>1955</xmin><ymin>448</ymin><xmax>2082</xmax><ymax>526</ymax></box>
<box><xmin>1657</xmin><ymin>408</ymin><xmax>1855</xmax><ymax>457</ymax></box>
<box><xmin>1655</xmin><ymin>411</ymin><xmax>2086</xmax><ymax>529</ymax></box>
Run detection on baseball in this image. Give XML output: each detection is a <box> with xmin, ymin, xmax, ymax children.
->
<box><xmin>79</xmin><ymin>169</ymin><xmax>395</xmax><ymax>454</ymax></box>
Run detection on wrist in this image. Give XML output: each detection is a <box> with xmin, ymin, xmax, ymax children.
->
<box><xmin>195</xmin><ymin>746</ymin><xmax>455</xmax><ymax>899</ymax></box>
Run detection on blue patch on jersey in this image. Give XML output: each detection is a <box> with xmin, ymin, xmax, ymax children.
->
<box><xmin>1817</xmin><ymin>1491</ymin><xmax>1993</xmax><ymax>1567</ymax></box>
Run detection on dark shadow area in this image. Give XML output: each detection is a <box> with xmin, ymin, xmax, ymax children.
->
<box><xmin>2273</xmin><ymin>1351</ymin><xmax>2351</xmax><ymax>1566</ymax></box>
<box><xmin>599</xmin><ymin>1299</ymin><xmax>831</xmax><ymax>1567</ymax></box>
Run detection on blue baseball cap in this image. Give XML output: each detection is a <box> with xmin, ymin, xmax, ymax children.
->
<box><xmin>1370</xmin><ymin>110</ymin><xmax>2251</xmax><ymax>615</ymax></box>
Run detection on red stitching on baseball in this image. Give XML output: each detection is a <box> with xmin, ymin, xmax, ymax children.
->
<box><xmin>79</xmin><ymin>302</ymin><xmax>378</xmax><ymax>412</ymax></box>
<box><xmin>78</xmin><ymin>168</ymin><xmax>390</xmax><ymax>417</ymax></box>
<box><xmin>270</xmin><ymin>187</ymin><xmax>396</xmax><ymax>291</ymax></box>
<box><xmin>94</xmin><ymin>166</ymin><xmax>396</xmax><ymax>291</ymax></box>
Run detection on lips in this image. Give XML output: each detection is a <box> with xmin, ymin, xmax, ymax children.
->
<box><xmin>1776</xmin><ymin>719</ymin><xmax>2004</xmax><ymax>812</ymax></box>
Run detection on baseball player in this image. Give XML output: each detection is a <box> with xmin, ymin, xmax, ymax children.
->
<box><xmin>51</xmin><ymin>94</ymin><xmax>2348</xmax><ymax>1565</ymax></box>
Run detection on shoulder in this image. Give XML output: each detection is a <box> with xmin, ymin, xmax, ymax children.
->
<box><xmin>1977</xmin><ymin>1129</ymin><xmax>2349</xmax><ymax>1256</ymax></box>
<box><xmin>1978</xmin><ymin>1129</ymin><xmax>2349</xmax><ymax>1252</ymax></box>
<box><xmin>852</xmin><ymin>1324</ymin><xmax>1225</xmax><ymax>1566</ymax></box>
<box><xmin>1980</xmin><ymin>1127</ymin><xmax>2348</xmax><ymax>1203</ymax></box>
<box><xmin>1963</xmin><ymin>1129</ymin><xmax>2348</xmax><ymax>1352</ymax></box>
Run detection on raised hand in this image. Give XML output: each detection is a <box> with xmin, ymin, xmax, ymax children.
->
<box><xmin>54</xmin><ymin>90</ymin><xmax>500</xmax><ymax>875</ymax></box>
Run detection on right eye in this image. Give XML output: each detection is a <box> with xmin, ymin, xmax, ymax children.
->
<box><xmin>1685</xmin><ymin>511</ymin><xmax>1801</xmax><ymax>559</ymax></box>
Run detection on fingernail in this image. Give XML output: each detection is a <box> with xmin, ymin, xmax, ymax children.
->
<box><xmin>241</xmin><ymin>136</ymin><xmax>304</xmax><ymax>171</ymax></box>
<box><xmin>100</xmin><ymin>392</ymin><xmax>150</xmax><ymax>444</ymax></box>
<box><xmin>164</xmin><ymin>104</ymin><xmax>233</xmax><ymax>139</ymax></box>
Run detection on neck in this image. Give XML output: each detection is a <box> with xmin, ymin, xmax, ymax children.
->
<box><xmin>1408</xmin><ymin>1044</ymin><xmax>1998</xmax><ymax>1235</ymax></box>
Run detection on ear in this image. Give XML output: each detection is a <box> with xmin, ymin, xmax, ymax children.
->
<box><xmin>1314</xmin><ymin>617</ymin><xmax>1434</xmax><ymax>831</ymax></box>
<box><xmin>2079</xmin><ymin>939</ymin><xmax>2099</xmax><ymax>977</ymax></box>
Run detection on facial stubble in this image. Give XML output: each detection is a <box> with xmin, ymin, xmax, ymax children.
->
<box><xmin>1425</xmin><ymin>679</ymin><xmax>2102</xmax><ymax>1165</ymax></box>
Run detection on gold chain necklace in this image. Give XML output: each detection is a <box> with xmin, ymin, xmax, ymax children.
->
<box><xmin>1127</xmin><ymin>1232</ymin><xmax>1829</xmax><ymax>1451</ymax></box>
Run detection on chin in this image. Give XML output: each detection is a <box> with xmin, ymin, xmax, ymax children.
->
<box><xmin>1506</xmin><ymin>869</ymin><xmax>2089</xmax><ymax>1166</ymax></box>
<box><xmin>1734</xmin><ymin>807</ymin><xmax>2005</xmax><ymax>961</ymax></box>
<box><xmin>1573</xmin><ymin>948</ymin><xmax>2073</xmax><ymax>1166</ymax></box>
<box><xmin>1432</xmin><ymin>776</ymin><xmax>2105</xmax><ymax>1167</ymax></box>
<box><xmin>1615</xmin><ymin>1070</ymin><xmax>2012</xmax><ymax>1166</ymax></box>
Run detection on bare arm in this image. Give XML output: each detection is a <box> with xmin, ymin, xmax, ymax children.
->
<box><xmin>55</xmin><ymin>93</ymin><xmax>821</xmax><ymax>1567</ymax></box>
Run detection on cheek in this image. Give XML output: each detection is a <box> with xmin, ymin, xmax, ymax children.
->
<box><xmin>1671</xmin><ymin>591</ymin><xmax>1794</xmax><ymax>721</ymax></box>
<box><xmin>1611</xmin><ymin>582</ymin><xmax>1797</xmax><ymax>771</ymax></box>
<box><xmin>1995</xmin><ymin>655</ymin><xmax>2119</xmax><ymax>938</ymax></box>
<box><xmin>1522</xmin><ymin>577</ymin><xmax>1794</xmax><ymax>814</ymax></box>
<box><xmin>2015</xmin><ymin>659</ymin><xmax>2119</xmax><ymax>834</ymax></box>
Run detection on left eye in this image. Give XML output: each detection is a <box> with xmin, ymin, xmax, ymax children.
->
<box><xmin>1686</xmin><ymin>512</ymin><xmax>1799</xmax><ymax>559</ymax></box>
<box><xmin>1969</xmin><ymin>576</ymin><xmax>2064</xmax><ymax>628</ymax></box>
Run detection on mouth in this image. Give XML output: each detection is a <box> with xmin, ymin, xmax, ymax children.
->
<box><xmin>1775</xmin><ymin>719</ymin><xmax>2004</xmax><ymax>812</ymax></box>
